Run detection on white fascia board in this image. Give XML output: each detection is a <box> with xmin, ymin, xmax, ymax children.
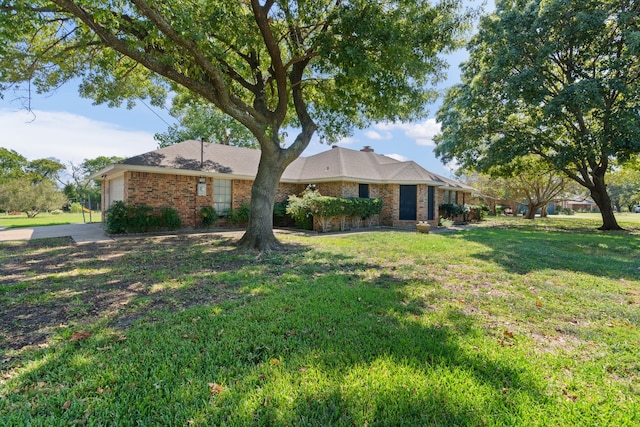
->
<box><xmin>90</xmin><ymin>164</ymin><xmax>257</xmax><ymax>181</ymax></box>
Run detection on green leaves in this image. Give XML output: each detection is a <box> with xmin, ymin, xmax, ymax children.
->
<box><xmin>436</xmin><ymin>0</ymin><xmax>640</xmax><ymax>228</ymax></box>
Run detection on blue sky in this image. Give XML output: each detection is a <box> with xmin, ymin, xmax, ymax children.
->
<box><xmin>0</xmin><ymin>1</ymin><xmax>490</xmax><ymax>177</ymax></box>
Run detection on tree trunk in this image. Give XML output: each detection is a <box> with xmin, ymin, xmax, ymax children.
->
<box><xmin>524</xmin><ymin>203</ymin><xmax>535</xmax><ymax>219</ymax></box>
<box><xmin>540</xmin><ymin>204</ymin><xmax>548</xmax><ymax>217</ymax></box>
<box><xmin>236</xmin><ymin>149</ymin><xmax>288</xmax><ymax>251</ymax></box>
<box><xmin>524</xmin><ymin>202</ymin><xmax>544</xmax><ymax>219</ymax></box>
<box><xmin>590</xmin><ymin>174</ymin><xmax>623</xmax><ymax>231</ymax></box>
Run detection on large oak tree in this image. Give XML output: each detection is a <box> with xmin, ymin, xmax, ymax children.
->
<box><xmin>1</xmin><ymin>0</ymin><xmax>469</xmax><ymax>250</ymax></box>
<box><xmin>435</xmin><ymin>0</ymin><xmax>640</xmax><ymax>230</ymax></box>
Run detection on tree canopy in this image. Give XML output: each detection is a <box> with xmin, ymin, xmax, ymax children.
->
<box><xmin>2</xmin><ymin>0</ymin><xmax>470</xmax><ymax>250</ymax></box>
<box><xmin>154</xmin><ymin>97</ymin><xmax>257</xmax><ymax>149</ymax></box>
<box><xmin>0</xmin><ymin>178</ymin><xmax>66</xmax><ymax>217</ymax></box>
<box><xmin>0</xmin><ymin>147</ymin><xmax>64</xmax><ymax>184</ymax></box>
<box><xmin>435</xmin><ymin>0</ymin><xmax>640</xmax><ymax>230</ymax></box>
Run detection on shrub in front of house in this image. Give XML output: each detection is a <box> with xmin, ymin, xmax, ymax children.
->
<box><xmin>273</xmin><ymin>201</ymin><xmax>295</xmax><ymax>227</ymax></box>
<box><xmin>226</xmin><ymin>203</ymin><xmax>250</xmax><ymax>226</ymax></box>
<box><xmin>439</xmin><ymin>203</ymin><xmax>468</xmax><ymax>219</ymax></box>
<box><xmin>440</xmin><ymin>203</ymin><xmax>486</xmax><ymax>223</ymax></box>
<box><xmin>286</xmin><ymin>188</ymin><xmax>383</xmax><ymax>232</ymax></box>
<box><xmin>104</xmin><ymin>201</ymin><xmax>128</xmax><ymax>233</ymax></box>
<box><xmin>159</xmin><ymin>206</ymin><xmax>182</xmax><ymax>230</ymax></box>
<box><xmin>200</xmin><ymin>206</ymin><xmax>218</xmax><ymax>227</ymax></box>
<box><xmin>105</xmin><ymin>201</ymin><xmax>182</xmax><ymax>234</ymax></box>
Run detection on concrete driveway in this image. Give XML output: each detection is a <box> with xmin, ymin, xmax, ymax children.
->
<box><xmin>0</xmin><ymin>222</ymin><xmax>112</xmax><ymax>244</ymax></box>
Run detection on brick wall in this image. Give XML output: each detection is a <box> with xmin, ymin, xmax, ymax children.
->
<box><xmin>119</xmin><ymin>172</ymin><xmax>309</xmax><ymax>228</ymax></box>
<box><xmin>232</xmin><ymin>179</ymin><xmax>253</xmax><ymax>208</ymax></box>
<box><xmin>124</xmin><ymin>172</ymin><xmax>212</xmax><ymax>228</ymax></box>
<box><xmin>114</xmin><ymin>171</ymin><xmax>460</xmax><ymax>230</ymax></box>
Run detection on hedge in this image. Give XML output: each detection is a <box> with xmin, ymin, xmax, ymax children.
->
<box><xmin>105</xmin><ymin>201</ymin><xmax>182</xmax><ymax>234</ymax></box>
<box><xmin>287</xmin><ymin>189</ymin><xmax>383</xmax><ymax>232</ymax></box>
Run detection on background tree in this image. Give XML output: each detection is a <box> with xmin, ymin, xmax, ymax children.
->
<box><xmin>24</xmin><ymin>157</ymin><xmax>65</xmax><ymax>184</ymax></box>
<box><xmin>1</xmin><ymin>0</ymin><xmax>470</xmax><ymax>250</ymax></box>
<box><xmin>0</xmin><ymin>148</ymin><xmax>64</xmax><ymax>184</ymax></box>
<box><xmin>0</xmin><ymin>177</ymin><xmax>66</xmax><ymax>217</ymax></box>
<box><xmin>66</xmin><ymin>156</ymin><xmax>124</xmax><ymax>208</ymax></box>
<box><xmin>501</xmin><ymin>157</ymin><xmax>566</xmax><ymax>219</ymax></box>
<box><xmin>435</xmin><ymin>0</ymin><xmax>640</xmax><ymax>230</ymax></box>
<box><xmin>607</xmin><ymin>161</ymin><xmax>640</xmax><ymax>212</ymax></box>
<box><xmin>461</xmin><ymin>173</ymin><xmax>511</xmax><ymax>215</ymax></box>
<box><xmin>154</xmin><ymin>97</ymin><xmax>257</xmax><ymax>149</ymax></box>
<box><xmin>0</xmin><ymin>148</ymin><xmax>28</xmax><ymax>184</ymax></box>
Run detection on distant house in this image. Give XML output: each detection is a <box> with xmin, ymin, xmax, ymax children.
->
<box><xmin>92</xmin><ymin>140</ymin><xmax>474</xmax><ymax>230</ymax></box>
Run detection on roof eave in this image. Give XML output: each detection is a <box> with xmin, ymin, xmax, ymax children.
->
<box><xmin>93</xmin><ymin>164</ymin><xmax>257</xmax><ymax>181</ymax></box>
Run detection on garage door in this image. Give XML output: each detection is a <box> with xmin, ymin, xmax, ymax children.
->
<box><xmin>108</xmin><ymin>176</ymin><xmax>124</xmax><ymax>208</ymax></box>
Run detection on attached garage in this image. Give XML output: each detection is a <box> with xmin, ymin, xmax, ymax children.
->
<box><xmin>107</xmin><ymin>175</ymin><xmax>124</xmax><ymax>209</ymax></box>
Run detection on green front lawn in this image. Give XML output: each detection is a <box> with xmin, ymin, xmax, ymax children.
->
<box><xmin>0</xmin><ymin>216</ymin><xmax>638</xmax><ymax>425</ymax></box>
<box><xmin>0</xmin><ymin>212</ymin><xmax>99</xmax><ymax>229</ymax></box>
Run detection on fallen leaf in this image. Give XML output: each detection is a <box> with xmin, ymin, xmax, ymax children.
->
<box><xmin>208</xmin><ymin>382</ymin><xmax>224</xmax><ymax>395</ymax></box>
<box><xmin>535</xmin><ymin>301</ymin><xmax>543</xmax><ymax>307</ymax></box>
<box><xmin>70</xmin><ymin>330</ymin><xmax>91</xmax><ymax>342</ymax></box>
<box><xmin>503</xmin><ymin>330</ymin><xmax>514</xmax><ymax>339</ymax></box>
<box><xmin>562</xmin><ymin>389</ymin><xmax>578</xmax><ymax>402</ymax></box>
<box><xmin>62</xmin><ymin>400</ymin><xmax>71</xmax><ymax>410</ymax></box>
<box><xmin>269</xmin><ymin>358</ymin><xmax>280</xmax><ymax>366</ymax></box>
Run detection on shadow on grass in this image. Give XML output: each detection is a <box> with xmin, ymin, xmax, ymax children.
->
<box><xmin>1</xmin><ymin>233</ymin><xmax>547</xmax><ymax>425</ymax></box>
<box><xmin>447</xmin><ymin>225</ymin><xmax>640</xmax><ymax>279</ymax></box>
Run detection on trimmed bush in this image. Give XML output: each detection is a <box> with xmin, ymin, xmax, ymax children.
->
<box><xmin>104</xmin><ymin>201</ymin><xmax>128</xmax><ymax>234</ymax></box>
<box><xmin>227</xmin><ymin>203</ymin><xmax>250</xmax><ymax>226</ymax></box>
<box><xmin>104</xmin><ymin>201</ymin><xmax>182</xmax><ymax>234</ymax></box>
<box><xmin>201</xmin><ymin>206</ymin><xmax>218</xmax><ymax>227</ymax></box>
<box><xmin>286</xmin><ymin>188</ymin><xmax>383</xmax><ymax>232</ymax></box>
<box><xmin>159</xmin><ymin>207</ymin><xmax>182</xmax><ymax>230</ymax></box>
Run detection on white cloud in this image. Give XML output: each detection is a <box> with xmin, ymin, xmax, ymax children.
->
<box><xmin>374</xmin><ymin>118</ymin><xmax>441</xmax><ymax>146</ymax></box>
<box><xmin>0</xmin><ymin>109</ymin><xmax>157</xmax><ymax>164</ymax></box>
<box><xmin>363</xmin><ymin>130</ymin><xmax>392</xmax><ymax>140</ymax></box>
<box><xmin>385</xmin><ymin>153</ymin><xmax>410</xmax><ymax>162</ymax></box>
<box><xmin>337</xmin><ymin>136</ymin><xmax>358</xmax><ymax>146</ymax></box>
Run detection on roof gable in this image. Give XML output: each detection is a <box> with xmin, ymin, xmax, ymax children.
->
<box><xmin>122</xmin><ymin>140</ymin><xmax>261</xmax><ymax>176</ymax></box>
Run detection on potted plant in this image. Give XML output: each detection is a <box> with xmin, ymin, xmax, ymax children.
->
<box><xmin>416</xmin><ymin>221</ymin><xmax>431</xmax><ymax>233</ymax></box>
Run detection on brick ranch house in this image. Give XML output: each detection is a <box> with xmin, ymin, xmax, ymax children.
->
<box><xmin>92</xmin><ymin>140</ymin><xmax>474</xmax><ymax>230</ymax></box>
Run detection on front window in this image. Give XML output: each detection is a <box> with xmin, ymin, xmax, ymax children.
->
<box><xmin>214</xmin><ymin>179</ymin><xmax>232</xmax><ymax>214</ymax></box>
<box><xmin>444</xmin><ymin>190</ymin><xmax>458</xmax><ymax>204</ymax></box>
<box><xmin>359</xmin><ymin>184</ymin><xmax>370</xmax><ymax>198</ymax></box>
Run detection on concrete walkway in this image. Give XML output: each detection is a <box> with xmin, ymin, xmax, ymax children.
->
<box><xmin>0</xmin><ymin>222</ymin><xmax>113</xmax><ymax>244</ymax></box>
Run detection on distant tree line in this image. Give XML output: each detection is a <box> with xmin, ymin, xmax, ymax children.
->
<box><xmin>0</xmin><ymin>147</ymin><xmax>122</xmax><ymax>218</ymax></box>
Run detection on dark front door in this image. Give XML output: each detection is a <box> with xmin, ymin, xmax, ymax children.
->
<box><xmin>399</xmin><ymin>185</ymin><xmax>417</xmax><ymax>221</ymax></box>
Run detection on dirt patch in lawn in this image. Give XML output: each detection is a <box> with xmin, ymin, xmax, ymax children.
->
<box><xmin>0</xmin><ymin>232</ymin><xmax>270</xmax><ymax>354</ymax></box>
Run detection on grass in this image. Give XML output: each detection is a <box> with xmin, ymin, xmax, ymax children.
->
<box><xmin>0</xmin><ymin>212</ymin><xmax>99</xmax><ymax>229</ymax></box>
<box><xmin>0</xmin><ymin>216</ymin><xmax>639</xmax><ymax>425</ymax></box>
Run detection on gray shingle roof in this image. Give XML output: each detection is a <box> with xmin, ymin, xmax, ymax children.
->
<box><xmin>99</xmin><ymin>140</ymin><xmax>472</xmax><ymax>189</ymax></box>
<box><xmin>121</xmin><ymin>140</ymin><xmax>261</xmax><ymax>177</ymax></box>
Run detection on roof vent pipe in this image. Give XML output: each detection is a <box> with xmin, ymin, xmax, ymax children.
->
<box><xmin>361</xmin><ymin>146</ymin><xmax>374</xmax><ymax>152</ymax></box>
